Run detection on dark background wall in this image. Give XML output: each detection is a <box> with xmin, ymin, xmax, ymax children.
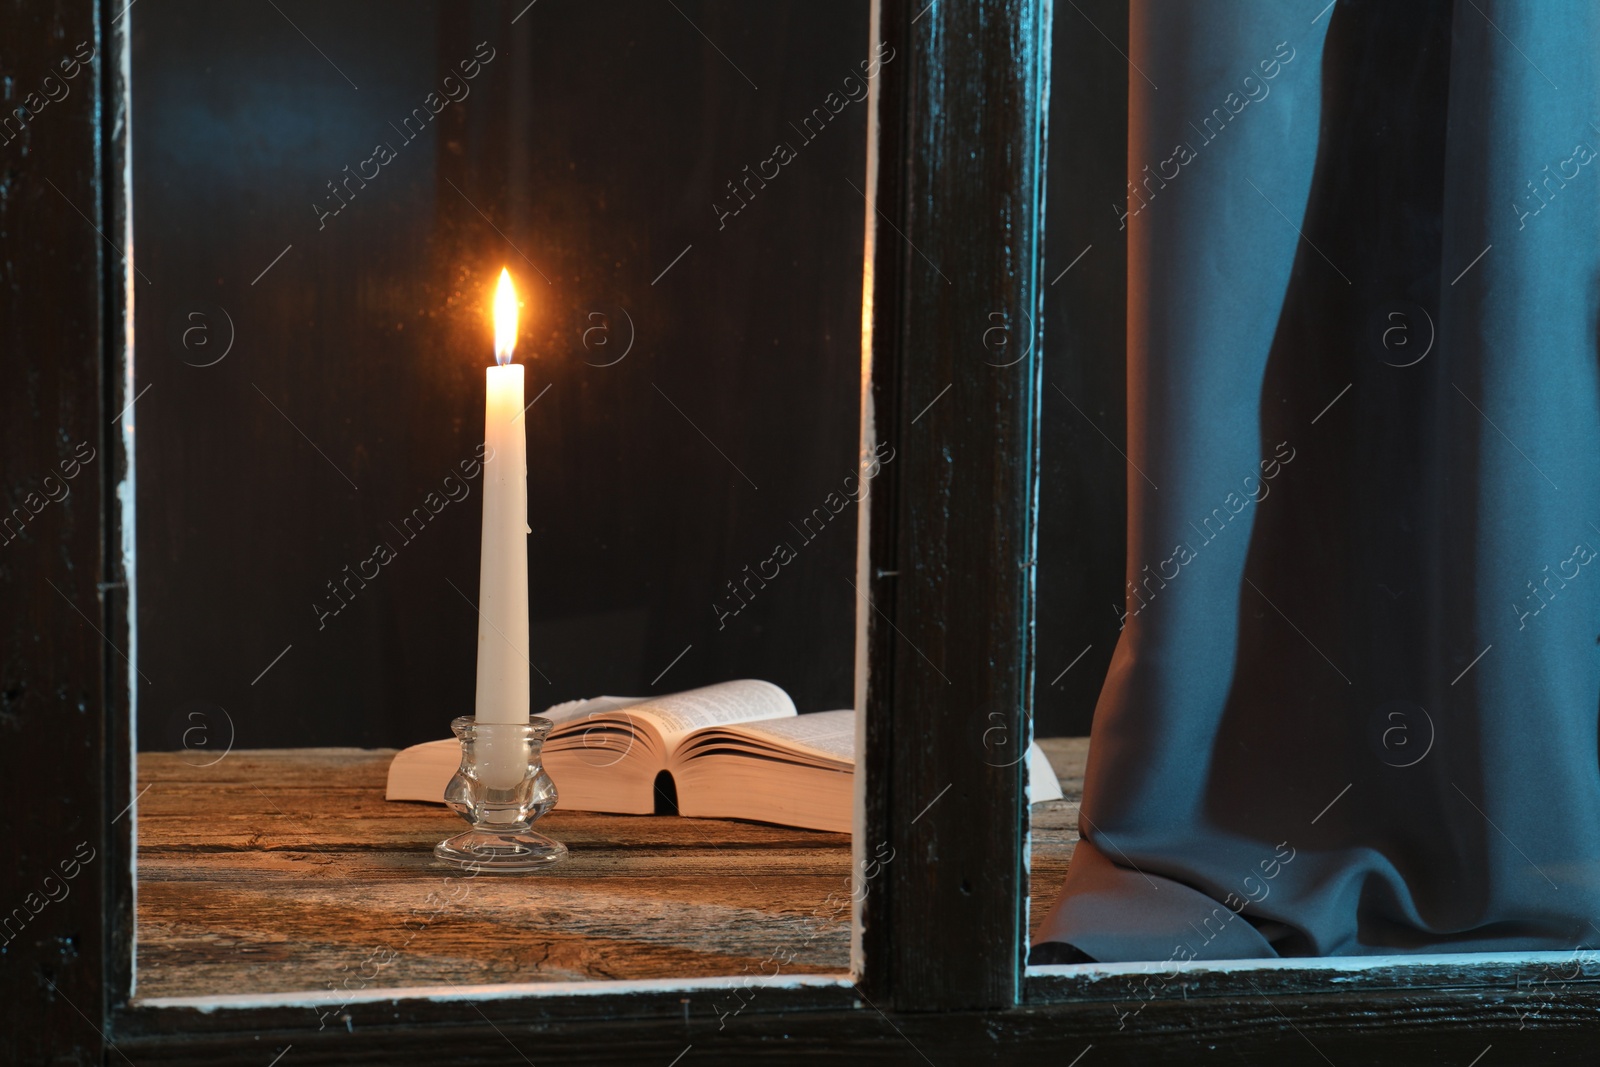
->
<box><xmin>133</xmin><ymin>1</ymin><xmax>874</xmax><ymax>750</ymax></box>
<box><xmin>1035</xmin><ymin>0</ymin><xmax>1129</xmax><ymax>737</ymax></box>
<box><xmin>133</xmin><ymin>0</ymin><xmax>1131</xmax><ymax>749</ymax></box>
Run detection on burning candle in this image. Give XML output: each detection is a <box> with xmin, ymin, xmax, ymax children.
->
<box><xmin>475</xmin><ymin>269</ymin><xmax>531</xmax><ymax>764</ymax></box>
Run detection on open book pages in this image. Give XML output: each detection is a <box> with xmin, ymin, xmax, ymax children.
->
<box><xmin>386</xmin><ymin>680</ymin><xmax>1062</xmax><ymax>832</ymax></box>
<box><xmin>671</xmin><ymin>709</ymin><xmax>855</xmax><ymax>831</ymax></box>
<box><xmin>537</xmin><ymin>680</ymin><xmax>797</xmax><ymax>814</ymax></box>
<box><xmin>541</xmin><ymin>678</ymin><xmax>796</xmax><ymax>739</ymax></box>
<box><xmin>1027</xmin><ymin>742</ymin><xmax>1064</xmax><ymax>805</ymax></box>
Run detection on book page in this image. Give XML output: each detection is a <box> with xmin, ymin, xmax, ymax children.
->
<box><xmin>639</xmin><ymin>679</ymin><xmax>796</xmax><ymax>746</ymax></box>
<box><xmin>539</xmin><ymin>695</ymin><xmax>665</xmax><ymax>772</ymax></box>
<box><xmin>538</xmin><ymin>694</ymin><xmax>646</xmax><ymax>728</ymax></box>
<box><xmin>1028</xmin><ymin>742</ymin><xmax>1064</xmax><ymax>803</ymax></box>
<box><xmin>714</xmin><ymin>708</ymin><xmax>855</xmax><ymax>764</ymax></box>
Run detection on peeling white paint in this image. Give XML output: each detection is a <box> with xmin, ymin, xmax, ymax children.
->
<box><xmin>136</xmin><ymin>972</ymin><xmax>855</xmax><ymax>1014</ymax></box>
<box><xmin>1029</xmin><ymin>947</ymin><xmax>1587</xmax><ymax>982</ymax></box>
<box><xmin>115</xmin><ymin>1</ymin><xmax>141</xmax><ymax>999</ymax></box>
<box><xmin>850</xmin><ymin>0</ymin><xmax>883</xmax><ymax>984</ymax></box>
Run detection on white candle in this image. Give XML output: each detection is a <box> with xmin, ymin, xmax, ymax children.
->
<box><xmin>475</xmin><ymin>269</ymin><xmax>531</xmax><ymax>756</ymax></box>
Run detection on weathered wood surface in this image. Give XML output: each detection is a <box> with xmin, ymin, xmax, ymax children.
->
<box><xmin>137</xmin><ymin>749</ymin><xmax>848</xmax><ymax>998</ymax></box>
<box><xmin>136</xmin><ymin>741</ymin><xmax>1084</xmax><ymax>999</ymax></box>
<box><xmin>0</xmin><ymin>3</ymin><xmax>124</xmax><ymax>1063</ymax></box>
<box><xmin>861</xmin><ymin>0</ymin><xmax>1052</xmax><ymax>1011</ymax></box>
<box><xmin>1029</xmin><ymin>737</ymin><xmax>1085</xmax><ymax>941</ymax></box>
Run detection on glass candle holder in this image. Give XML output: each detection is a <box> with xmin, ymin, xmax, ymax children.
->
<box><xmin>433</xmin><ymin>715</ymin><xmax>568</xmax><ymax>871</ymax></box>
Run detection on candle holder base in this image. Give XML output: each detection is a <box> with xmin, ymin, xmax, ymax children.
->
<box><xmin>434</xmin><ymin>827</ymin><xmax>567</xmax><ymax>871</ymax></box>
<box><xmin>433</xmin><ymin>715</ymin><xmax>568</xmax><ymax>873</ymax></box>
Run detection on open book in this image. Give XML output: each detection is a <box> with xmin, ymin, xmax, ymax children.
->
<box><xmin>386</xmin><ymin>679</ymin><xmax>1062</xmax><ymax>833</ymax></box>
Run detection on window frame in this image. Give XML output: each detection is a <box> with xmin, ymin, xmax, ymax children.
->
<box><xmin>5</xmin><ymin>0</ymin><xmax>1598</xmax><ymax>1062</ymax></box>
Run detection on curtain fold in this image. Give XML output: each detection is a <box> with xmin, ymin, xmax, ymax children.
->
<box><xmin>1035</xmin><ymin>0</ymin><xmax>1600</xmax><ymax>963</ymax></box>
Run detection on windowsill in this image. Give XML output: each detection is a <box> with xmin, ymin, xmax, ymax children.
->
<box><xmin>134</xmin><ymin>748</ymin><xmax>854</xmax><ymax>1000</ymax></box>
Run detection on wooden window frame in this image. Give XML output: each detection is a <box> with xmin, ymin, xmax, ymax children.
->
<box><xmin>4</xmin><ymin>0</ymin><xmax>1597</xmax><ymax>1062</ymax></box>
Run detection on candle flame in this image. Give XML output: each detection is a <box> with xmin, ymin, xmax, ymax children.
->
<box><xmin>493</xmin><ymin>268</ymin><xmax>518</xmax><ymax>365</ymax></box>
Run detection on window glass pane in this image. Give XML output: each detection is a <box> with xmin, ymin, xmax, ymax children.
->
<box><xmin>1031</xmin><ymin>0</ymin><xmax>1600</xmax><ymax>975</ymax></box>
<box><xmin>131</xmin><ymin>0</ymin><xmax>874</xmax><ymax>999</ymax></box>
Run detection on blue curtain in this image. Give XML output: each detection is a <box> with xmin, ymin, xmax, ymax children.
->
<box><xmin>1034</xmin><ymin>0</ymin><xmax>1600</xmax><ymax>961</ymax></box>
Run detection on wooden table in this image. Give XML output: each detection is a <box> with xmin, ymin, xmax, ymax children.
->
<box><xmin>135</xmin><ymin>738</ymin><xmax>1084</xmax><ymax>999</ymax></box>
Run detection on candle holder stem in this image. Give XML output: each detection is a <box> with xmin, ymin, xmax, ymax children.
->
<box><xmin>434</xmin><ymin>715</ymin><xmax>568</xmax><ymax>871</ymax></box>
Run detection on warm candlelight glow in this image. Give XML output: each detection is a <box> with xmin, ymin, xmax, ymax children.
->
<box><xmin>493</xmin><ymin>267</ymin><xmax>518</xmax><ymax>365</ymax></box>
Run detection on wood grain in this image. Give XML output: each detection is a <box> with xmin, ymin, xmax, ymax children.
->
<box><xmin>137</xmin><ymin>749</ymin><xmax>848</xmax><ymax>997</ymax></box>
<box><xmin>0</xmin><ymin>2</ymin><xmax>121</xmax><ymax>1063</ymax></box>
<box><xmin>137</xmin><ymin>741</ymin><xmax>1085</xmax><ymax>999</ymax></box>
<box><xmin>116</xmin><ymin>989</ymin><xmax>1600</xmax><ymax>1067</ymax></box>
<box><xmin>1029</xmin><ymin>736</ymin><xmax>1085</xmax><ymax>942</ymax></box>
<box><xmin>862</xmin><ymin>0</ymin><xmax>1052</xmax><ymax>1011</ymax></box>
